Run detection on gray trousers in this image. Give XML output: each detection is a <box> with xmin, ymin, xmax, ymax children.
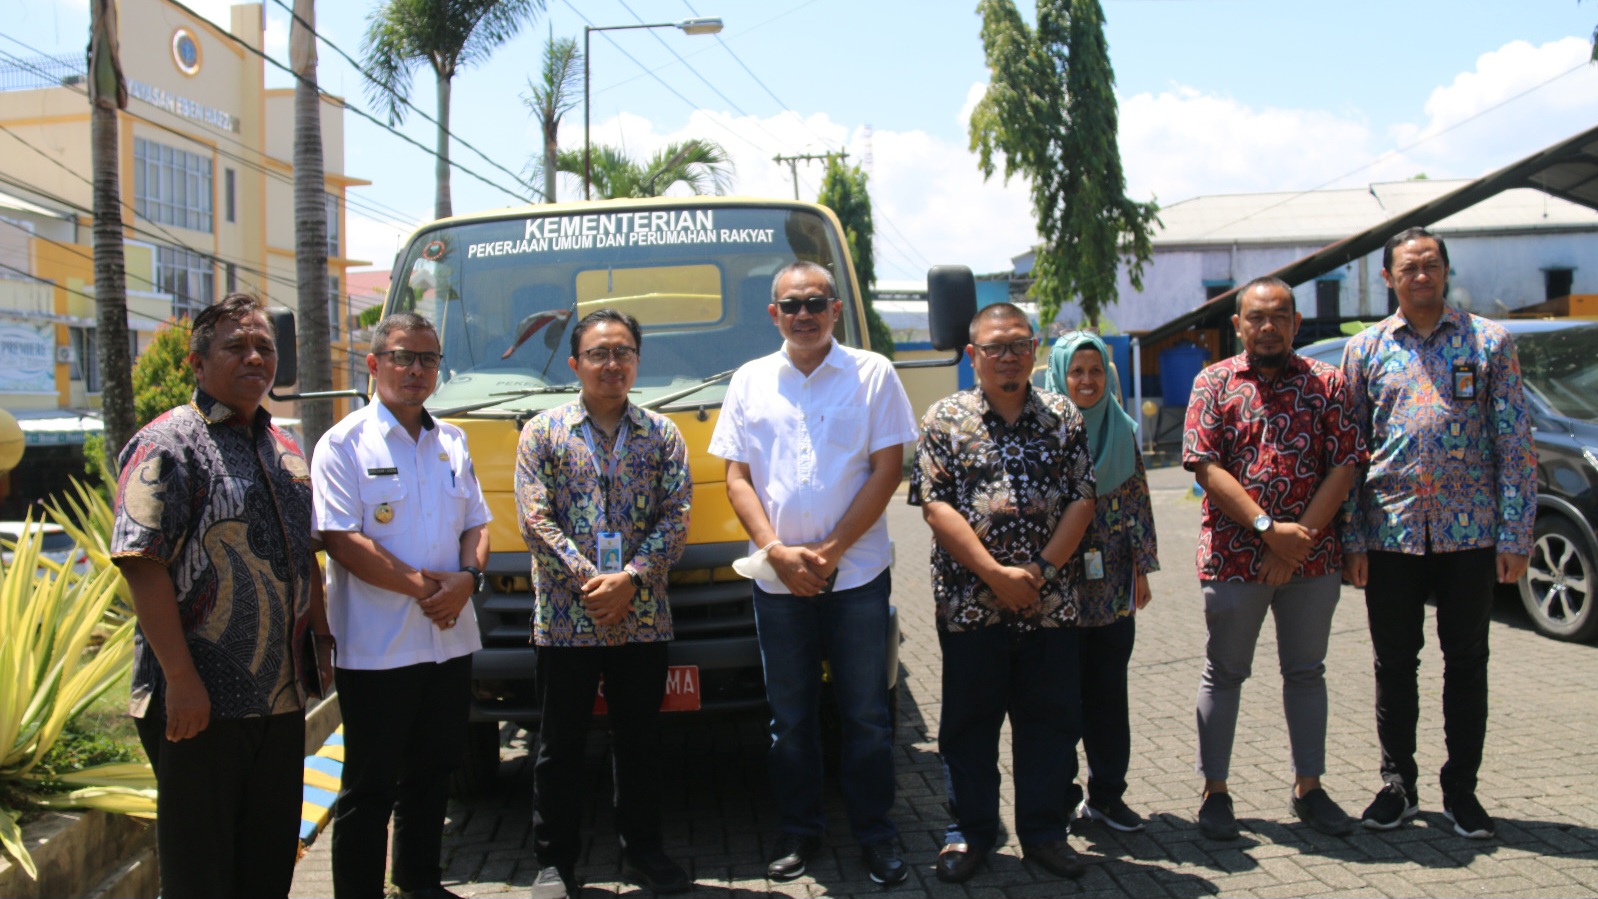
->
<box><xmin>1195</xmin><ymin>573</ymin><xmax>1341</xmax><ymax>781</ymax></box>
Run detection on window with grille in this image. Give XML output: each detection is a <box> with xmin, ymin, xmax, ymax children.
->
<box><xmin>156</xmin><ymin>245</ymin><xmax>216</xmax><ymax>320</ymax></box>
<box><xmin>134</xmin><ymin>138</ymin><xmax>213</xmax><ymax>233</ymax></box>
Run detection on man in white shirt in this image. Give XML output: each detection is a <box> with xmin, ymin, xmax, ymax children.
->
<box><xmin>708</xmin><ymin>260</ymin><xmax>919</xmax><ymax>886</ymax></box>
<box><xmin>312</xmin><ymin>313</ymin><xmax>491</xmax><ymax>899</ymax></box>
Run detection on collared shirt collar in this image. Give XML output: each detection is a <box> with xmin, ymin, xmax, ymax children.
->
<box><xmin>976</xmin><ymin>383</ymin><xmax>1057</xmax><ymax>430</ymax></box>
<box><xmin>1238</xmin><ymin>351</ymin><xmax>1309</xmax><ymax>378</ymax></box>
<box><xmin>560</xmin><ymin>398</ymin><xmax>646</xmax><ymax>433</ymax></box>
<box><xmin>190</xmin><ymin>387</ymin><xmax>271</xmax><ymax>429</ymax></box>
<box><xmin>779</xmin><ymin>338</ymin><xmax>845</xmax><ymax>374</ymax></box>
<box><xmin>371</xmin><ymin>398</ymin><xmax>436</xmax><ymax>438</ymax></box>
<box><xmin>1386</xmin><ymin>304</ymin><xmax>1468</xmax><ymax>338</ymax></box>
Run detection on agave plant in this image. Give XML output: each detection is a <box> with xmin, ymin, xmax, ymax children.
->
<box><xmin>0</xmin><ymin>514</ymin><xmax>154</xmax><ymax>879</ymax></box>
<box><xmin>40</xmin><ymin>477</ymin><xmax>131</xmax><ymax>618</ymax></box>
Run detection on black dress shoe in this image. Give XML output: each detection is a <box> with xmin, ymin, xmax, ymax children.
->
<box><xmin>398</xmin><ymin>886</ymin><xmax>463</xmax><ymax>899</ymax></box>
<box><xmin>624</xmin><ymin>848</ymin><xmax>693</xmax><ymax>894</ymax></box>
<box><xmin>766</xmin><ymin>833</ymin><xmax>823</xmax><ymax>880</ymax></box>
<box><xmin>1023</xmin><ymin>838</ymin><xmax>1086</xmax><ymax>879</ymax></box>
<box><xmin>935</xmin><ymin>843</ymin><xmax>985</xmax><ymax>884</ymax></box>
<box><xmin>861</xmin><ymin>840</ymin><xmax>907</xmax><ymax>886</ymax></box>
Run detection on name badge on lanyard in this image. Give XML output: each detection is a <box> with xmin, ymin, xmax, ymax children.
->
<box><xmin>1452</xmin><ymin>361</ymin><xmax>1476</xmax><ymax>400</ymax></box>
<box><xmin>582</xmin><ymin>419</ymin><xmax>628</xmax><ymax>536</ymax></box>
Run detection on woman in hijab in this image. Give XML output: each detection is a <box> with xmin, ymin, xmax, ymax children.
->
<box><xmin>1045</xmin><ymin>331</ymin><xmax>1159</xmax><ymax>834</ymax></box>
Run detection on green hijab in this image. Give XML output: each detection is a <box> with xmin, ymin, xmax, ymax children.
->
<box><xmin>1045</xmin><ymin>331</ymin><xmax>1139</xmax><ymax>495</ymax></box>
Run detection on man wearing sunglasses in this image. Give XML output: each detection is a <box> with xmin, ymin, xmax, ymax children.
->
<box><xmin>311</xmin><ymin>313</ymin><xmax>492</xmax><ymax>899</ymax></box>
<box><xmin>709</xmin><ymin>260</ymin><xmax>919</xmax><ymax>886</ymax></box>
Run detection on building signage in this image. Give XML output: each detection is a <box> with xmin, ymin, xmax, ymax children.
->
<box><xmin>0</xmin><ymin>316</ymin><xmax>56</xmax><ymax>394</ymax></box>
<box><xmin>127</xmin><ymin>79</ymin><xmax>238</xmax><ymax>133</ymax></box>
<box><xmin>172</xmin><ymin>28</ymin><xmax>202</xmax><ymax>76</ymax></box>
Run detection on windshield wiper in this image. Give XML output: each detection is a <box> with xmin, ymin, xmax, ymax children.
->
<box><xmin>431</xmin><ymin>384</ymin><xmax>584</xmax><ymax>418</ymax></box>
<box><xmin>643</xmin><ymin>368</ymin><xmax>738</xmax><ymax>411</ymax></box>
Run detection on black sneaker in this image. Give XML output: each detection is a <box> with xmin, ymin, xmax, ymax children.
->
<box><xmin>1291</xmin><ymin>787</ymin><xmax>1355</xmax><ymax>836</ymax></box>
<box><xmin>1198</xmin><ymin>792</ymin><xmax>1240</xmax><ymax>841</ymax></box>
<box><xmin>766</xmin><ymin>833</ymin><xmax>822</xmax><ymax>881</ymax></box>
<box><xmin>1079</xmin><ymin>797</ymin><xmax>1147</xmax><ymax>833</ymax></box>
<box><xmin>1443</xmin><ymin>792</ymin><xmax>1496</xmax><ymax>839</ymax></box>
<box><xmin>861</xmin><ymin>840</ymin><xmax>908</xmax><ymax>886</ymax></box>
<box><xmin>530</xmin><ymin>865</ymin><xmax>576</xmax><ymax>899</ymax></box>
<box><xmin>1360</xmin><ymin>783</ymin><xmax>1419</xmax><ymax>831</ymax></box>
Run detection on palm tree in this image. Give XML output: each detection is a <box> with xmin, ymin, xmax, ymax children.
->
<box><xmin>291</xmin><ymin>0</ymin><xmax>332</xmax><ymax>454</ymax></box>
<box><xmin>522</xmin><ymin>34</ymin><xmax>581</xmax><ymax>204</ymax></box>
<box><xmin>362</xmin><ymin>0</ymin><xmax>544</xmax><ymax>219</ymax></box>
<box><xmin>88</xmin><ymin>0</ymin><xmax>135</xmax><ymax>466</ymax></box>
<box><xmin>553</xmin><ymin>139</ymin><xmax>734</xmax><ymax>200</ymax></box>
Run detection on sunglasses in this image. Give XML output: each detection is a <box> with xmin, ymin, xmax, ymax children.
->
<box><xmin>776</xmin><ymin>297</ymin><xmax>836</xmax><ymax>315</ymax></box>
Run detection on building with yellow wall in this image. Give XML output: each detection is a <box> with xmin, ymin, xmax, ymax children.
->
<box><xmin>0</xmin><ymin>0</ymin><xmax>367</xmax><ymax>515</ymax></box>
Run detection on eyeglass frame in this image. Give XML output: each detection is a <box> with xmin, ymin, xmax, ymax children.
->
<box><xmin>577</xmin><ymin>345</ymin><xmax>640</xmax><ymax>365</ymax></box>
<box><xmin>774</xmin><ymin>297</ymin><xmax>837</xmax><ymax>316</ymax></box>
<box><xmin>373</xmin><ymin>349</ymin><xmax>444</xmax><ymax>369</ymax></box>
<box><xmin>972</xmin><ymin>337</ymin><xmax>1038</xmax><ymax>359</ymax></box>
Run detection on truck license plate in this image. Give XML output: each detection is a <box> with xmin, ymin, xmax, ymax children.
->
<box><xmin>593</xmin><ymin>665</ymin><xmax>702</xmax><ymax>714</ymax></box>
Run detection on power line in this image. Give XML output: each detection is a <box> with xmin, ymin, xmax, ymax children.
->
<box><xmin>264</xmin><ymin>0</ymin><xmax>547</xmax><ymax>202</ymax></box>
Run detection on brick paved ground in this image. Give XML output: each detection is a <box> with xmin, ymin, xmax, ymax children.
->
<box><xmin>292</xmin><ymin>462</ymin><xmax>1598</xmax><ymax>898</ymax></box>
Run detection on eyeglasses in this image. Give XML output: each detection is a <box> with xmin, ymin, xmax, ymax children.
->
<box><xmin>776</xmin><ymin>297</ymin><xmax>835</xmax><ymax>315</ymax></box>
<box><xmin>578</xmin><ymin>346</ymin><xmax>639</xmax><ymax>365</ymax></box>
<box><xmin>974</xmin><ymin>338</ymin><xmax>1037</xmax><ymax>359</ymax></box>
<box><xmin>375</xmin><ymin>349</ymin><xmax>443</xmax><ymax>369</ymax></box>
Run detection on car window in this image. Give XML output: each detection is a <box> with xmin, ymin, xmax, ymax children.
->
<box><xmin>1518</xmin><ymin>327</ymin><xmax>1598</xmax><ymax>422</ymax></box>
<box><xmin>39</xmin><ymin>533</ymin><xmax>76</xmax><ymax>553</ymax></box>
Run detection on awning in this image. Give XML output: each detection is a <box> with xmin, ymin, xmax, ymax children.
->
<box><xmin>9</xmin><ymin>409</ymin><xmax>103</xmax><ymax>447</ymax></box>
<box><xmin>1138</xmin><ymin>123</ymin><xmax>1598</xmax><ymax>345</ymax></box>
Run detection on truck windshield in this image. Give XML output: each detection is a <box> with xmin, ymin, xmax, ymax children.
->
<box><xmin>386</xmin><ymin>203</ymin><xmax>856</xmax><ymax>414</ymax></box>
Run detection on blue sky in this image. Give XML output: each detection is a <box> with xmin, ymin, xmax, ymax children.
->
<box><xmin>7</xmin><ymin>0</ymin><xmax>1597</xmax><ymax>280</ymax></box>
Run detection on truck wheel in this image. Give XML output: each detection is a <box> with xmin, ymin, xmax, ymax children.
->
<box><xmin>1520</xmin><ymin>515</ymin><xmax>1598</xmax><ymax>642</ymax></box>
<box><xmin>450</xmin><ymin>721</ymin><xmax>502</xmax><ymax>798</ymax></box>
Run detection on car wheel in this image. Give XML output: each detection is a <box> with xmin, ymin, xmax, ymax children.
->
<box><xmin>1519</xmin><ymin>515</ymin><xmax>1598</xmax><ymax>642</ymax></box>
<box><xmin>450</xmin><ymin>720</ymin><xmax>503</xmax><ymax>798</ymax></box>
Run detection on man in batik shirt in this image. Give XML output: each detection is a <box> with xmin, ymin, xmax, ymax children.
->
<box><xmin>1341</xmin><ymin>227</ymin><xmax>1536</xmax><ymax>840</ymax></box>
<box><xmin>111</xmin><ymin>293</ymin><xmax>330</xmax><ymax>899</ymax></box>
<box><xmin>910</xmin><ymin>302</ymin><xmax>1097</xmax><ymax>885</ymax></box>
<box><xmin>514</xmin><ymin>309</ymin><xmax>692</xmax><ymax>898</ymax></box>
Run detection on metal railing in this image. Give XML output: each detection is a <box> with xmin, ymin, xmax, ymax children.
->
<box><xmin>0</xmin><ymin>54</ymin><xmax>85</xmax><ymax>92</ymax></box>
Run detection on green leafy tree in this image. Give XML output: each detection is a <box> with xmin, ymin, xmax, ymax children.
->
<box><xmin>969</xmin><ymin>0</ymin><xmax>1158</xmax><ymax>329</ymax></box>
<box><xmin>362</xmin><ymin>0</ymin><xmax>544</xmax><ymax>219</ymax></box>
<box><xmin>816</xmin><ymin>156</ymin><xmax>894</xmax><ymax>359</ymax></box>
<box><xmin>358</xmin><ymin>304</ymin><xmax>385</xmax><ymax>329</ymax></box>
<box><xmin>522</xmin><ymin>35</ymin><xmax>582</xmax><ymax>204</ymax></box>
<box><xmin>554</xmin><ymin>139</ymin><xmax>733</xmax><ymax>200</ymax></box>
<box><xmin>132</xmin><ymin>320</ymin><xmax>196</xmax><ymax>427</ymax></box>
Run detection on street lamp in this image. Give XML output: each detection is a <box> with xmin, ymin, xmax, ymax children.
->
<box><xmin>583</xmin><ymin>17</ymin><xmax>724</xmax><ymax>200</ymax></box>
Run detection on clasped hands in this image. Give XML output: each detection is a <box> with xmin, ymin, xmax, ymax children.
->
<box><xmin>1258</xmin><ymin>521</ymin><xmax>1317</xmax><ymax>586</ymax></box>
<box><xmin>767</xmin><ymin>542</ymin><xmax>840</xmax><ymax>597</ymax></box>
<box><xmin>418</xmin><ymin>568</ymin><xmax>475</xmax><ymax>629</ymax></box>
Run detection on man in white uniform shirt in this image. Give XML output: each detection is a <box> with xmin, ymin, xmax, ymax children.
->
<box><xmin>312</xmin><ymin>313</ymin><xmax>491</xmax><ymax>899</ymax></box>
<box><xmin>708</xmin><ymin>260</ymin><xmax>919</xmax><ymax>886</ymax></box>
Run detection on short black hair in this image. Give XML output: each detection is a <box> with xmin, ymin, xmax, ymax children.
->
<box><xmin>569</xmin><ymin>308</ymin><xmax>642</xmax><ymax>359</ymax></box>
<box><xmin>190</xmin><ymin>293</ymin><xmax>271</xmax><ymax>356</ymax></box>
<box><xmin>1382</xmin><ymin>226</ymin><xmax>1450</xmax><ymax>273</ymax></box>
<box><xmin>371</xmin><ymin>312</ymin><xmax>437</xmax><ymax>354</ymax></box>
<box><xmin>968</xmin><ymin>301</ymin><xmax>1032</xmax><ymax>345</ymax></box>
<box><xmin>1235</xmin><ymin>276</ymin><xmax>1296</xmax><ymax>315</ymax></box>
<box><xmin>770</xmin><ymin>260</ymin><xmax>837</xmax><ymax>302</ymax></box>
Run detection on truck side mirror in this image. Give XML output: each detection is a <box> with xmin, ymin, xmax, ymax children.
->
<box><xmin>926</xmin><ymin>265</ymin><xmax>975</xmax><ymax>352</ymax></box>
<box><xmin>272</xmin><ymin>310</ymin><xmax>298</xmax><ymax>387</ymax></box>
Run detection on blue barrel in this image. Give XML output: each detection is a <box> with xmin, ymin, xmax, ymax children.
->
<box><xmin>1158</xmin><ymin>342</ymin><xmax>1210</xmax><ymax>409</ymax></box>
<box><xmin>1101</xmin><ymin>335</ymin><xmax>1133</xmax><ymax>403</ymax></box>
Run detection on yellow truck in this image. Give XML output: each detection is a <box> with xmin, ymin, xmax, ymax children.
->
<box><xmin>277</xmin><ymin>196</ymin><xmax>972</xmax><ymax>791</ymax></box>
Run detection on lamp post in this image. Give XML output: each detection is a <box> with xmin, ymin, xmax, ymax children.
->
<box><xmin>583</xmin><ymin>17</ymin><xmax>723</xmax><ymax>200</ymax></box>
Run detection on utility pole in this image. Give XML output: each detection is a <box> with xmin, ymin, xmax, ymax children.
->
<box><xmin>772</xmin><ymin>152</ymin><xmax>848</xmax><ymax>200</ymax></box>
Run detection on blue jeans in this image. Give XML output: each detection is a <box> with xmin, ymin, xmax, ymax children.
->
<box><xmin>752</xmin><ymin>568</ymin><xmax>896</xmax><ymax>845</ymax></box>
<box><xmin>938</xmin><ymin>623</ymin><xmax>1080</xmax><ymax>851</ymax></box>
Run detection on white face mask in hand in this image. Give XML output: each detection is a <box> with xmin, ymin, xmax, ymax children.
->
<box><xmin>731</xmin><ymin>541</ymin><xmax>780</xmax><ymax>581</ymax></box>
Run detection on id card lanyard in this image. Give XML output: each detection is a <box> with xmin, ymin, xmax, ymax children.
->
<box><xmin>581</xmin><ymin>420</ymin><xmax>629</xmax><ymax>526</ymax></box>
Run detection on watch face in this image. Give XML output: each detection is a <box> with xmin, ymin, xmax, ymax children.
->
<box><xmin>1254</xmin><ymin>514</ymin><xmax>1271</xmax><ymax>532</ymax></box>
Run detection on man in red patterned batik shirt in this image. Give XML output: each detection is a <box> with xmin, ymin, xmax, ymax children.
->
<box><xmin>1182</xmin><ymin>277</ymin><xmax>1367</xmax><ymax>842</ymax></box>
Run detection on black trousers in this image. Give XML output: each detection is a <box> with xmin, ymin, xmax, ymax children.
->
<box><xmin>532</xmin><ymin>642</ymin><xmax>669</xmax><ymax>869</ymax></box>
<box><xmin>331</xmin><ymin>655</ymin><xmax>471</xmax><ymax>899</ymax></box>
<box><xmin>1365</xmin><ymin>548</ymin><xmax>1495</xmax><ymax>798</ymax></box>
<box><xmin>1065</xmin><ymin>614</ymin><xmax>1137</xmax><ymax>809</ymax></box>
<box><xmin>135</xmin><ymin>709</ymin><xmax>304</xmax><ymax>899</ymax></box>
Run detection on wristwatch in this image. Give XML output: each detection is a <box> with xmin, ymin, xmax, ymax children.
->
<box><xmin>1033</xmin><ymin>556</ymin><xmax>1059</xmax><ymax>583</ymax></box>
<box><xmin>625</xmin><ymin>567</ymin><xmax>644</xmax><ymax>589</ymax></box>
<box><xmin>462</xmin><ymin>566</ymin><xmax>488</xmax><ymax>594</ymax></box>
<box><xmin>1252</xmin><ymin>513</ymin><xmax>1273</xmax><ymax>534</ymax></box>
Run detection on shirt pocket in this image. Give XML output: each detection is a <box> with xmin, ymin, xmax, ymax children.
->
<box><xmin>819</xmin><ymin>407</ymin><xmax>868</xmax><ymax>455</ymax></box>
<box><xmin>358</xmin><ymin>477</ymin><xmax>409</xmax><ymax>537</ymax></box>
